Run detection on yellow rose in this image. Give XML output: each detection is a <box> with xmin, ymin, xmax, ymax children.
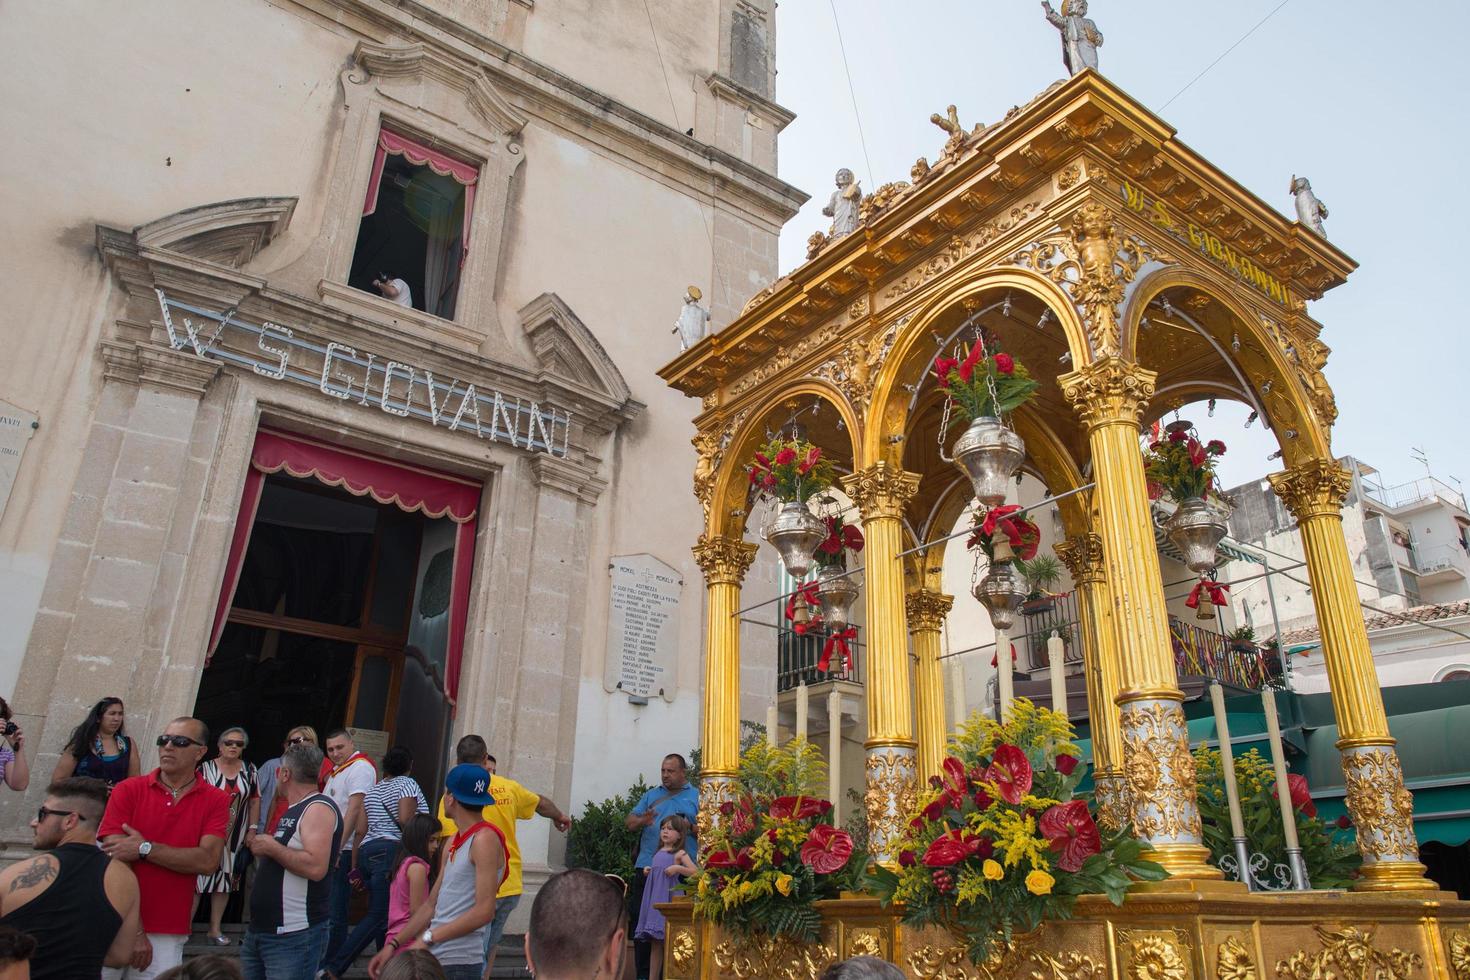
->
<box><xmin>1025</xmin><ymin>869</ymin><xmax>1054</xmax><ymax>896</ymax></box>
<box><xmin>982</xmin><ymin>859</ymin><xmax>1004</xmax><ymax>881</ymax></box>
<box><xmin>775</xmin><ymin>873</ymin><xmax>793</xmax><ymax>896</ymax></box>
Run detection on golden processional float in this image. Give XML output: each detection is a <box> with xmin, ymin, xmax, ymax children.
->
<box><xmin>659</xmin><ymin>71</ymin><xmax>1469</xmax><ymax>978</ymax></box>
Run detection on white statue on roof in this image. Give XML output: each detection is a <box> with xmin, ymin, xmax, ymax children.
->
<box><xmin>1042</xmin><ymin>0</ymin><xmax>1103</xmax><ymax>76</ymax></box>
<box><xmin>1290</xmin><ymin>176</ymin><xmax>1329</xmax><ymax>237</ymax></box>
<box><xmin>822</xmin><ymin>168</ymin><xmax>864</xmax><ymax>239</ymax></box>
<box><xmin>673</xmin><ymin>286</ymin><xmax>711</xmax><ymax>351</ymax></box>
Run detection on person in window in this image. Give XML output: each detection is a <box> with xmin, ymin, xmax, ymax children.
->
<box><xmin>53</xmin><ymin>697</ymin><xmax>138</xmax><ymax>790</ymax></box>
<box><xmin>373</xmin><ymin>272</ymin><xmax>414</xmax><ymax>309</ymax></box>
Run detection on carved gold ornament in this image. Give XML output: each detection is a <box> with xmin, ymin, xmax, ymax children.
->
<box><xmin>912</xmin><ymin>156</ymin><xmax>932</xmax><ymax>182</ymax></box>
<box><xmin>1059</xmin><ymin>357</ymin><xmax>1157</xmax><ymax>430</ymax></box>
<box><xmin>1118</xmin><ymin>702</ymin><xmax>1202</xmax><ymax>840</ymax></box>
<box><xmin>1275</xmin><ymin>925</ymin><xmax>1423</xmax><ymax>980</ymax></box>
<box><xmin>905</xmin><ymin>590</ymin><xmax>955</xmax><ymax>633</ymax></box>
<box><xmin>1215</xmin><ymin>935</ymin><xmax>1256</xmax><ymax>980</ymax></box>
<box><xmin>842</xmin><ymin>464</ymin><xmax>922</xmax><ymax>523</ymax></box>
<box><xmin>1267</xmin><ymin>459</ymin><xmax>1353</xmax><ymax>524</ymax></box>
<box><xmin>1119</xmin><ymin>930</ymin><xmax>1191</xmax><ymax>980</ymax></box>
<box><xmin>669</xmin><ymin>927</ymin><xmax>698</xmax><ymax>975</ymax></box>
<box><xmin>1448</xmin><ymin>929</ymin><xmax>1470</xmax><ymax>980</ymax></box>
<box><xmin>811</xmin><ymin>316</ymin><xmax>905</xmax><ymax>419</ymax></box>
<box><xmin>1339</xmin><ymin>749</ymin><xmax>1419</xmax><ymax>862</ymax></box>
<box><xmin>884</xmin><ymin>202</ymin><xmax>1042</xmax><ymax>299</ymax></box>
<box><xmin>1055</xmin><ymin>533</ymin><xmax>1104</xmax><ymax>585</ymax></box>
<box><xmin>807</xmin><ymin>230</ymin><xmax>830</xmax><ymax>260</ymax></box>
<box><xmin>729</xmin><ymin>322</ymin><xmax>845</xmax><ymax>399</ymax></box>
<box><xmin>1058</xmin><ymin>164</ymin><xmax>1083</xmax><ymax>190</ymax></box>
<box><xmin>711</xmin><ymin>932</ymin><xmax>836</xmax><ymax>980</ymax></box>
<box><xmin>692</xmin><ymin>536</ymin><xmax>759</xmax><ymax>588</ymax></box>
<box><xmin>692</xmin><ymin>430</ymin><xmax>720</xmax><ymax>527</ymax></box>
<box><xmin>846</xmin><ymin>928</ymin><xmax>884</xmax><ymax>959</ymax></box>
<box><xmin>864</xmin><ymin>747</ymin><xmax>918</xmax><ymax>859</ymax></box>
<box><xmin>860</xmin><ymin>181</ymin><xmax>912</xmax><ymax>224</ymax></box>
<box><xmin>907</xmin><ymin>931</ymin><xmax>1106</xmax><ymax>980</ymax></box>
<box><xmin>1091</xmin><ymin>772</ymin><xmax>1131</xmax><ymax>835</ymax></box>
<box><xmin>695</xmin><ymin>774</ymin><xmax>742</xmax><ymax>843</ymax></box>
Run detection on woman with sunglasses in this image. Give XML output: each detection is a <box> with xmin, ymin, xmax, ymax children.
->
<box><xmin>196</xmin><ymin>727</ymin><xmax>259</xmax><ymax>946</ymax></box>
<box><xmin>257</xmin><ymin>726</ymin><xmax>319</xmax><ymax>836</ymax></box>
<box><xmin>52</xmin><ymin>697</ymin><xmax>138</xmax><ymax>790</ymax></box>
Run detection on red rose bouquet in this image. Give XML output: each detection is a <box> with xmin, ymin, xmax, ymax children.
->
<box><xmin>692</xmin><ymin>740</ymin><xmax>864</xmax><ymax>942</ymax></box>
<box><xmin>1144</xmin><ymin>421</ymin><xmax>1225</xmax><ymax>502</ymax></box>
<box><xmin>747</xmin><ymin>436</ymin><xmax>834</xmax><ymax>504</ymax></box>
<box><xmin>932</xmin><ymin>334</ymin><xmax>1040</xmax><ymax>423</ymax></box>
<box><xmin>870</xmin><ymin>699</ymin><xmax>1166</xmax><ymax>963</ymax></box>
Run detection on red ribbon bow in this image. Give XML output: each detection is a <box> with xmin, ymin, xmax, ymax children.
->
<box><xmin>785</xmin><ymin>582</ymin><xmax>822</xmax><ymax>633</ymax></box>
<box><xmin>1185</xmin><ymin>578</ymin><xmax>1230</xmax><ymax>609</ymax></box>
<box><xmin>972</xmin><ymin>505</ymin><xmax>1040</xmax><ymax>560</ymax></box>
<box><xmin>819</xmin><ymin>627</ymin><xmax>856</xmax><ymax>673</ymax></box>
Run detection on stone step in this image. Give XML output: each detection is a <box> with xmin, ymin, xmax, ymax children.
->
<box><xmin>182</xmin><ymin>927</ymin><xmax>532</xmax><ymax>978</ymax></box>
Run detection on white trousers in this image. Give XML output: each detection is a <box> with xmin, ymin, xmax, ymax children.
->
<box><xmin>101</xmin><ymin>932</ymin><xmax>187</xmax><ymax>979</ymax></box>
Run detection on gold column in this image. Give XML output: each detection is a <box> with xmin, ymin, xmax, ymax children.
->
<box><xmin>1056</xmin><ymin>531</ymin><xmax>1129</xmax><ymax>833</ymax></box>
<box><xmin>692</xmin><ymin>533</ymin><xmax>759</xmax><ymax>840</ymax></box>
<box><xmin>1060</xmin><ymin>357</ymin><xmax>1221</xmax><ymax>880</ymax></box>
<box><xmin>1270</xmin><ymin>460</ymin><xmax>1432</xmax><ymax>891</ymax></box>
<box><xmin>906</xmin><ymin>589</ymin><xmax>954</xmax><ymax>782</ymax></box>
<box><xmin>841</xmin><ymin>462</ymin><xmax>922</xmax><ymax>865</ymax></box>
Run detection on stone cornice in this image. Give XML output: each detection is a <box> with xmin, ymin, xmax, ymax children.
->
<box><xmin>704</xmin><ymin>73</ymin><xmax>796</xmax><ymax>131</ymax></box>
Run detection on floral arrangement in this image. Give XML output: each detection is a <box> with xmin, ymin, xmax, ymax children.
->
<box><xmin>933</xmin><ymin>334</ymin><xmax>1040</xmax><ymax>423</ymax></box>
<box><xmin>1192</xmin><ymin>746</ymin><xmax>1360</xmax><ymax>888</ymax></box>
<box><xmin>814</xmin><ymin>513</ymin><xmax>864</xmax><ymax>570</ymax></box>
<box><xmin>871</xmin><ymin>700</ymin><xmax>1166</xmax><ymax>963</ymax></box>
<box><xmin>966</xmin><ymin>505</ymin><xmax>1041</xmax><ymax>564</ymax></box>
<box><xmin>693</xmin><ymin>740</ymin><xmax>865</xmax><ymax>943</ymax></box>
<box><xmin>1144</xmin><ymin>423</ymin><xmax>1226</xmax><ymax>502</ymax></box>
<box><xmin>747</xmin><ymin>436</ymin><xmax>834</xmax><ymax>503</ymax></box>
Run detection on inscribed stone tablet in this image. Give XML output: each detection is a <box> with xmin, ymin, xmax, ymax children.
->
<box><xmin>0</xmin><ymin>400</ymin><xmax>36</xmax><ymax>523</ymax></box>
<box><xmin>604</xmin><ymin>554</ymin><xmax>682</xmax><ymax>702</ymax></box>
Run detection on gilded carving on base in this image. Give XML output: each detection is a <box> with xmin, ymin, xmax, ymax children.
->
<box><xmin>1340</xmin><ymin>748</ymin><xmax>1419</xmax><ymax>862</ymax></box>
<box><xmin>1120</xmin><ymin>930</ymin><xmax>1190</xmax><ymax>980</ymax></box>
<box><xmin>1090</xmin><ymin>772</ymin><xmax>1130</xmax><ymax>835</ymax></box>
<box><xmin>1215</xmin><ymin>936</ymin><xmax>1256</xmax><ymax>980</ymax></box>
<box><xmin>1117</xmin><ymin>701</ymin><xmax>1202</xmax><ymax>841</ymax></box>
<box><xmin>669</xmin><ymin>927</ymin><xmax>698</xmax><ymax>975</ymax></box>
<box><xmin>711</xmin><ymin>932</ymin><xmax>836</xmax><ymax>980</ymax></box>
<box><xmin>846</xmin><ymin>927</ymin><xmax>884</xmax><ymax>959</ymax></box>
<box><xmin>864</xmin><ymin>747</ymin><xmax>918</xmax><ymax>862</ymax></box>
<box><xmin>1447</xmin><ymin>929</ymin><xmax>1470</xmax><ymax>980</ymax></box>
<box><xmin>1274</xmin><ymin>925</ymin><xmax>1422</xmax><ymax>980</ymax></box>
<box><xmin>907</xmin><ymin>931</ymin><xmax>1106</xmax><ymax>980</ymax></box>
<box><xmin>695</xmin><ymin>774</ymin><xmax>742</xmax><ymax>842</ymax></box>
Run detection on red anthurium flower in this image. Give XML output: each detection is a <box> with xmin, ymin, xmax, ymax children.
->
<box><xmin>797</xmin><ymin>445</ymin><xmax>822</xmax><ymax>475</ymax></box>
<box><xmin>735</xmin><ymin>848</ymin><xmax>755</xmax><ymax>872</ymax></box>
<box><xmin>769</xmin><ymin>795</ymin><xmax>833</xmax><ymax>820</ymax></box>
<box><xmin>1285</xmin><ymin>773</ymin><xmax>1317</xmax><ymax>818</ymax></box>
<box><xmin>1187</xmin><ymin>437</ymin><xmax>1207</xmax><ymax>468</ymax></box>
<box><xmin>1055</xmin><ymin>754</ymin><xmax>1080</xmax><ymax>776</ymax></box>
<box><xmin>841</xmin><ymin>524</ymin><xmax>864</xmax><ymax>552</ymax></box>
<box><xmin>979</xmin><ymin>505</ymin><xmax>1041</xmax><ymax>560</ymax></box>
<box><xmin>800</xmin><ymin>824</ymin><xmax>854</xmax><ymax>874</ymax></box>
<box><xmin>774</xmin><ymin>447</ymin><xmax>797</xmax><ymax>466</ymax></box>
<box><xmin>753</xmin><ymin>452</ymin><xmax>771</xmax><ymax>468</ymax></box>
<box><xmin>993</xmin><ymin>352</ymin><xmax>1015</xmax><ymax>375</ymax></box>
<box><xmin>941</xmin><ymin>756</ymin><xmax>969</xmax><ymax>798</ymax></box>
<box><xmin>1038</xmin><ymin>800</ymin><xmax>1101</xmax><ymax>872</ymax></box>
<box><xmin>921</xmin><ymin>829</ymin><xmax>983</xmax><ymax>868</ymax></box>
<box><xmin>730</xmin><ymin>807</ymin><xmax>754</xmax><ymax>836</ymax></box>
<box><xmin>933</xmin><ymin>356</ymin><xmax>959</xmax><ymax>388</ymax></box>
<box><xmin>704</xmin><ymin>849</ymin><xmax>741</xmax><ymax>871</ymax></box>
<box><xmin>922</xmin><ymin>796</ymin><xmax>947</xmax><ymax>822</ymax></box>
<box><xmin>956</xmin><ymin>342</ymin><xmax>984</xmax><ymax>383</ymax></box>
<box><xmin>983</xmin><ymin>744</ymin><xmax>1033</xmax><ymax>805</ymax></box>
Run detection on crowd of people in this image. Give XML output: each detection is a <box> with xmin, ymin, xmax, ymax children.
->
<box><xmin>0</xmin><ymin>700</ymin><xmax>891</xmax><ymax>979</ymax></box>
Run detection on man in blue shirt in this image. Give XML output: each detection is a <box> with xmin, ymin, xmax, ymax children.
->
<box><xmin>623</xmin><ymin>754</ymin><xmax>698</xmax><ymax>980</ymax></box>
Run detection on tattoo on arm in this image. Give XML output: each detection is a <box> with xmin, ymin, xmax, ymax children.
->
<box><xmin>10</xmin><ymin>857</ymin><xmax>57</xmax><ymax>893</ymax></box>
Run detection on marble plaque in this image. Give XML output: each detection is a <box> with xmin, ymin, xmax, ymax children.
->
<box><xmin>0</xmin><ymin>400</ymin><xmax>37</xmax><ymax>523</ymax></box>
<box><xmin>604</xmin><ymin>554</ymin><xmax>682</xmax><ymax>701</ymax></box>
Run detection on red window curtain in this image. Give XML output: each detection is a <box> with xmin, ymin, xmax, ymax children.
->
<box><xmin>206</xmin><ymin>430</ymin><xmax>482</xmax><ymax>706</ymax></box>
<box><xmin>361</xmin><ymin>128</ymin><xmax>480</xmax><ymax>266</ymax></box>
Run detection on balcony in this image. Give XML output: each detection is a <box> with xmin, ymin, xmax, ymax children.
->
<box><xmin>1407</xmin><ymin>543</ymin><xmax>1469</xmax><ymax>584</ymax></box>
<box><xmin>776</xmin><ymin>624</ymin><xmax>862</xmax><ymax>692</ymax></box>
<box><xmin>1363</xmin><ymin>475</ymin><xmax>1469</xmax><ymax>514</ymax></box>
<box><xmin>1015</xmin><ymin>591</ymin><xmax>1084</xmax><ymax>672</ymax></box>
<box><xmin>1169</xmin><ymin>616</ymin><xmax>1285</xmax><ymax>691</ymax></box>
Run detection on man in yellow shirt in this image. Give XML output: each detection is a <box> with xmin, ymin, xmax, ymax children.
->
<box><xmin>435</xmin><ymin>735</ymin><xmax>572</xmax><ymax>979</ymax></box>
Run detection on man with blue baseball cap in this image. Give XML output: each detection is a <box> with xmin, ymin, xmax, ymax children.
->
<box><xmin>368</xmin><ymin>764</ymin><xmax>506</xmax><ymax>980</ymax></box>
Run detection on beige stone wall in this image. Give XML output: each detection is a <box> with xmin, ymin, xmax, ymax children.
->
<box><xmin>0</xmin><ymin>0</ymin><xmax>806</xmax><ymax>905</ymax></box>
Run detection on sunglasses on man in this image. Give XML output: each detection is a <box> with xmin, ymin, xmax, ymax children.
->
<box><xmin>36</xmin><ymin>806</ymin><xmax>83</xmax><ymax>823</ymax></box>
<box><xmin>156</xmin><ymin>734</ymin><xmax>205</xmax><ymax>748</ymax></box>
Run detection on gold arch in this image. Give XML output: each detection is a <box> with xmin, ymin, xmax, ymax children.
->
<box><xmin>864</xmin><ymin>268</ymin><xmax>1090</xmax><ymax>469</ymax></box>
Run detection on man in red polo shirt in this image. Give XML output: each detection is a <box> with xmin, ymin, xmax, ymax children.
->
<box><xmin>99</xmin><ymin>717</ymin><xmax>230</xmax><ymax>978</ymax></box>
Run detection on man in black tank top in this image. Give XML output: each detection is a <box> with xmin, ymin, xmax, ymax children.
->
<box><xmin>0</xmin><ymin>777</ymin><xmax>140</xmax><ymax>978</ymax></box>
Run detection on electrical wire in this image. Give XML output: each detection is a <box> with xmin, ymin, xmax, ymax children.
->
<box><xmin>827</xmin><ymin>0</ymin><xmax>875</xmax><ymax>188</ymax></box>
<box><xmin>1158</xmin><ymin>0</ymin><xmax>1292</xmax><ymax>111</ymax></box>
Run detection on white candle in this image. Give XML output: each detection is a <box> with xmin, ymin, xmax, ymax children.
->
<box><xmin>996</xmin><ymin>628</ymin><xmax>1014</xmax><ymax>720</ymax></box>
<box><xmin>1047</xmin><ymin>632</ymin><xmax>1068</xmax><ymax>717</ymax></box>
<box><xmin>1209</xmin><ymin>682</ymin><xmax>1246</xmax><ymax>839</ymax></box>
<box><xmin>950</xmin><ymin>654</ymin><xmax>967</xmax><ymax>726</ymax></box>
<box><xmin>1261</xmin><ymin>688</ymin><xmax>1301</xmax><ymax>851</ymax></box>
<box><xmin>796</xmin><ymin>682</ymin><xmax>809</xmax><ymax>741</ymax></box>
<box><xmin>828</xmin><ymin>688</ymin><xmax>842</xmax><ymax>819</ymax></box>
<box><xmin>766</xmin><ymin>702</ymin><xmax>778</xmax><ymax>747</ymax></box>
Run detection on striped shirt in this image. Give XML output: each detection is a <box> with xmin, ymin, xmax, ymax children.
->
<box><xmin>248</xmin><ymin>794</ymin><xmax>343</xmax><ymax>935</ymax></box>
<box><xmin>362</xmin><ymin>776</ymin><xmax>429</xmax><ymax>844</ymax></box>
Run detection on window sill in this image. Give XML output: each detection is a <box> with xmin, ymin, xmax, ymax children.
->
<box><xmin>316</xmin><ymin>280</ymin><xmax>482</xmax><ymax>354</ymax></box>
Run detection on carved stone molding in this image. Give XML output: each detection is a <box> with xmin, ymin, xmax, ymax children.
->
<box><xmin>1059</xmin><ymin>357</ymin><xmax>1157</xmax><ymax>431</ymax></box>
<box><xmin>692</xmin><ymin>534</ymin><xmax>759</xmax><ymax>587</ymax></box>
<box><xmin>1268</xmin><ymin>459</ymin><xmax>1353</xmax><ymax>523</ymax></box>
<box><xmin>842</xmin><ymin>463</ymin><xmax>922</xmax><ymax>523</ymax></box>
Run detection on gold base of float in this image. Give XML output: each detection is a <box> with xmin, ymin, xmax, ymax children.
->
<box><xmin>661</xmin><ymin>888</ymin><xmax>1470</xmax><ymax>979</ymax></box>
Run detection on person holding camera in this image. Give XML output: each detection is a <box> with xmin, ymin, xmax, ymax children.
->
<box><xmin>371</xmin><ymin>272</ymin><xmax>414</xmax><ymax>309</ymax></box>
<box><xmin>0</xmin><ymin>697</ymin><xmax>30</xmax><ymax>793</ymax></box>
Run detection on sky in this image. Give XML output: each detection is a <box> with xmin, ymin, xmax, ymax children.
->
<box><xmin>770</xmin><ymin>1</ymin><xmax>1468</xmax><ymax>493</ymax></box>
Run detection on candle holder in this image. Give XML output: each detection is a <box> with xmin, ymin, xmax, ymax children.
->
<box><xmin>1218</xmin><ymin>840</ymin><xmax>1294</xmax><ymax>892</ymax></box>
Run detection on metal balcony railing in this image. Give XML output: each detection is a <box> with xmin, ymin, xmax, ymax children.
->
<box><xmin>1363</xmin><ymin>476</ymin><xmax>1468</xmax><ymax>513</ymax></box>
<box><xmin>1169</xmin><ymin>616</ymin><xmax>1285</xmax><ymax>690</ymax></box>
<box><xmin>776</xmin><ymin>624</ymin><xmax>861</xmax><ymax>692</ymax></box>
<box><xmin>1015</xmin><ymin>591</ymin><xmax>1083</xmax><ymax>672</ymax></box>
<box><xmin>1410</xmin><ymin>543</ymin><xmax>1469</xmax><ymax>577</ymax></box>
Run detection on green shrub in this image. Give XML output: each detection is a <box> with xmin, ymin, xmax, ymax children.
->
<box><xmin>566</xmin><ymin>776</ymin><xmax>649</xmax><ymax>919</ymax></box>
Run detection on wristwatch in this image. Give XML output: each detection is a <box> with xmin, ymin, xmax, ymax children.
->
<box><xmin>421</xmin><ymin>929</ymin><xmax>435</xmax><ymax>947</ymax></box>
<box><xmin>138</xmin><ymin>841</ymin><xmax>153</xmax><ymax>861</ymax></box>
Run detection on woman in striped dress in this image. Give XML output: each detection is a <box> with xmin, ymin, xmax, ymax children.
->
<box><xmin>197</xmin><ymin>725</ymin><xmax>260</xmax><ymax>945</ymax></box>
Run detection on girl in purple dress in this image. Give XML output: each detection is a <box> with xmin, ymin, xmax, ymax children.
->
<box><xmin>635</xmin><ymin>814</ymin><xmax>698</xmax><ymax>980</ymax></box>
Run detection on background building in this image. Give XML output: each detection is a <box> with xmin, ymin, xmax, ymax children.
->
<box><xmin>0</xmin><ymin>0</ymin><xmax>805</xmax><ymax>920</ymax></box>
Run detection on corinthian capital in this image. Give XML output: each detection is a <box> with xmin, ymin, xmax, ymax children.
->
<box><xmin>904</xmin><ymin>589</ymin><xmax>954</xmax><ymax>632</ymax></box>
<box><xmin>841</xmin><ymin>462</ymin><xmax>921</xmax><ymax>522</ymax></box>
<box><xmin>1269</xmin><ymin>459</ymin><xmax>1353</xmax><ymax>523</ymax></box>
<box><xmin>692</xmin><ymin>534</ymin><xmax>758</xmax><ymax>586</ymax></box>
<box><xmin>1055</xmin><ymin>532</ymin><xmax>1105</xmax><ymax>585</ymax></box>
<box><xmin>1059</xmin><ymin>356</ymin><xmax>1156</xmax><ymax>431</ymax></box>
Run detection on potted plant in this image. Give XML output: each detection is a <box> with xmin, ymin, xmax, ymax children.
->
<box><xmin>1145</xmin><ymin>420</ymin><xmax>1228</xmax><ymax>575</ymax></box>
<box><xmin>934</xmin><ymin>331</ymin><xmax>1041</xmax><ymax>507</ymax></box>
<box><xmin>691</xmin><ymin>740</ymin><xmax>865</xmax><ymax>945</ymax></box>
<box><xmin>1228</xmin><ymin>625</ymin><xmax>1257</xmax><ymax>654</ymax></box>
<box><xmin>749</xmin><ymin>436</ymin><xmax>835</xmax><ymax>579</ymax></box>
<box><xmin>870</xmin><ymin>699</ymin><xmax>1167</xmax><ymax>963</ymax></box>
<box><xmin>1017</xmin><ymin>554</ymin><xmax>1064</xmax><ymax>616</ymax></box>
